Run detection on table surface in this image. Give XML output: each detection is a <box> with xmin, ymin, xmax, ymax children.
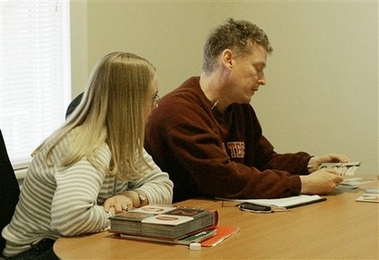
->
<box><xmin>54</xmin><ymin>175</ymin><xmax>379</xmax><ymax>259</ymax></box>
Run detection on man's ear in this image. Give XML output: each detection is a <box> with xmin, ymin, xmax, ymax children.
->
<box><xmin>221</xmin><ymin>49</ymin><xmax>234</xmax><ymax>70</ymax></box>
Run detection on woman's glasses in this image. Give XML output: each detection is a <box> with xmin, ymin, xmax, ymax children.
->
<box><xmin>152</xmin><ymin>93</ymin><xmax>160</xmax><ymax>107</ymax></box>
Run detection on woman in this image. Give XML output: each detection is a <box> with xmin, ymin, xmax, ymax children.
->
<box><xmin>1</xmin><ymin>52</ymin><xmax>173</xmax><ymax>259</ymax></box>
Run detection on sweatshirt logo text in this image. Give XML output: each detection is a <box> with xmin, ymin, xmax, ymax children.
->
<box><xmin>227</xmin><ymin>142</ymin><xmax>245</xmax><ymax>158</ymax></box>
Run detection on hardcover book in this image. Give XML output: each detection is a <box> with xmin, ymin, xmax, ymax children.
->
<box><xmin>118</xmin><ymin>227</ymin><xmax>218</xmax><ymax>245</ymax></box>
<box><xmin>117</xmin><ymin>226</ymin><xmax>240</xmax><ymax>247</ymax></box>
<box><xmin>109</xmin><ymin>205</ymin><xmax>219</xmax><ymax>239</ymax></box>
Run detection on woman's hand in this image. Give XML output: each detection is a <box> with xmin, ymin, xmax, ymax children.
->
<box><xmin>103</xmin><ymin>194</ymin><xmax>133</xmax><ymax>214</ymax></box>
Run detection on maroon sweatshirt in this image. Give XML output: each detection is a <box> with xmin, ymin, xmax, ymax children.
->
<box><xmin>145</xmin><ymin>76</ymin><xmax>311</xmax><ymax>202</ymax></box>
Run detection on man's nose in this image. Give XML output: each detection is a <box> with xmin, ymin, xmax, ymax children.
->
<box><xmin>258</xmin><ymin>75</ymin><xmax>266</xmax><ymax>86</ymax></box>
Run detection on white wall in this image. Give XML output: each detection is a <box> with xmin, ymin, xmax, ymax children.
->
<box><xmin>70</xmin><ymin>1</ymin><xmax>88</xmax><ymax>96</ymax></box>
<box><xmin>71</xmin><ymin>0</ymin><xmax>378</xmax><ymax>174</ymax></box>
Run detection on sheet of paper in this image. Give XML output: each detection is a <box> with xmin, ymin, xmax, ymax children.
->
<box><xmin>341</xmin><ymin>178</ymin><xmax>375</xmax><ymax>186</ymax></box>
<box><xmin>355</xmin><ymin>193</ymin><xmax>379</xmax><ymax>203</ymax></box>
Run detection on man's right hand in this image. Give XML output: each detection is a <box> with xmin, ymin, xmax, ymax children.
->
<box><xmin>300</xmin><ymin>169</ymin><xmax>343</xmax><ymax>195</ymax></box>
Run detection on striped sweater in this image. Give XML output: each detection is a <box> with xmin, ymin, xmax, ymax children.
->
<box><xmin>2</xmin><ymin>135</ymin><xmax>173</xmax><ymax>257</ymax></box>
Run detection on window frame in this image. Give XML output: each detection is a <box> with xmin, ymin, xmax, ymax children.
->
<box><xmin>0</xmin><ymin>0</ymin><xmax>71</xmax><ymax>172</ymax></box>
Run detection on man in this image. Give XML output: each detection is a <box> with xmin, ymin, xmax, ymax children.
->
<box><xmin>145</xmin><ymin>18</ymin><xmax>349</xmax><ymax>203</ymax></box>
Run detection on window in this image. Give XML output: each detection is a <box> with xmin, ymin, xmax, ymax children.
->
<box><xmin>0</xmin><ymin>0</ymin><xmax>71</xmax><ymax>170</ymax></box>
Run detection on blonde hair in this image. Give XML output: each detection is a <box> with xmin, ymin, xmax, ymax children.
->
<box><xmin>33</xmin><ymin>52</ymin><xmax>156</xmax><ymax>181</ymax></box>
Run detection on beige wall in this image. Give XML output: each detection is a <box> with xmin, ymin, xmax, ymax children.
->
<box><xmin>70</xmin><ymin>0</ymin><xmax>378</xmax><ymax>174</ymax></box>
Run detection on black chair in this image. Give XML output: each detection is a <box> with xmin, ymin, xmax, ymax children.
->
<box><xmin>0</xmin><ymin>130</ymin><xmax>20</xmax><ymax>252</ymax></box>
<box><xmin>65</xmin><ymin>92</ymin><xmax>83</xmax><ymax>119</ymax></box>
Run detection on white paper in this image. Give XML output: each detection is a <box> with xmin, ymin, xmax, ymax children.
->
<box><xmin>217</xmin><ymin>195</ymin><xmax>325</xmax><ymax>208</ymax></box>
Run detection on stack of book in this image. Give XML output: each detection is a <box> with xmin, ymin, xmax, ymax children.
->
<box><xmin>109</xmin><ymin>205</ymin><xmax>220</xmax><ymax>245</ymax></box>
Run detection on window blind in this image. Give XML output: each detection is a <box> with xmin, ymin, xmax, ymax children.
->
<box><xmin>0</xmin><ymin>0</ymin><xmax>71</xmax><ymax>170</ymax></box>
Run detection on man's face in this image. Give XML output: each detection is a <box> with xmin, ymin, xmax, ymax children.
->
<box><xmin>228</xmin><ymin>45</ymin><xmax>268</xmax><ymax>104</ymax></box>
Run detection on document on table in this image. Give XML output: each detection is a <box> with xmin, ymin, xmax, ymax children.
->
<box><xmin>340</xmin><ymin>177</ymin><xmax>375</xmax><ymax>186</ymax></box>
<box><xmin>217</xmin><ymin>195</ymin><xmax>326</xmax><ymax>209</ymax></box>
<box><xmin>355</xmin><ymin>193</ymin><xmax>379</xmax><ymax>203</ymax></box>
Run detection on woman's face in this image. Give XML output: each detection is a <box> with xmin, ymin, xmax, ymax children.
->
<box><xmin>144</xmin><ymin>73</ymin><xmax>159</xmax><ymax>120</ymax></box>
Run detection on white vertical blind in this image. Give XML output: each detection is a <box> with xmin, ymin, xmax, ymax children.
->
<box><xmin>0</xmin><ymin>0</ymin><xmax>71</xmax><ymax>169</ymax></box>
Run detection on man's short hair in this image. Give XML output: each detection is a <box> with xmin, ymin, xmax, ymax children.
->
<box><xmin>202</xmin><ymin>18</ymin><xmax>273</xmax><ymax>72</ymax></box>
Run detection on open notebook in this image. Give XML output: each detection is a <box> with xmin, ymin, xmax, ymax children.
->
<box><xmin>217</xmin><ymin>195</ymin><xmax>326</xmax><ymax>209</ymax></box>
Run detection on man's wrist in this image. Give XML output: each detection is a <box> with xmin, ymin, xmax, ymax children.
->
<box><xmin>307</xmin><ymin>156</ymin><xmax>319</xmax><ymax>173</ymax></box>
<box><xmin>299</xmin><ymin>176</ymin><xmax>309</xmax><ymax>194</ymax></box>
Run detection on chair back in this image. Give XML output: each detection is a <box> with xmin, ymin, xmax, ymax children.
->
<box><xmin>65</xmin><ymin>92</ymin><xmax>83</xmax><ymax>119</ymax></box>
<box><xmin>0</xmin><ymin>130</ymin><xmax>20</xmax><ymax>252</ymax></box>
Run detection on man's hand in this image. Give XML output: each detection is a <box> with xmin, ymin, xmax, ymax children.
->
<box><xmin>300</xmin><ymin>168</ymin><xmax>343</xmax><ymax>195</ymax></box>
<box><xmin>307</xmin><ymin>153</ymin><xmax>349</xmax><ymax>173</ymax></box>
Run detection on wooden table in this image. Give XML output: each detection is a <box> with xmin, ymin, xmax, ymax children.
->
<box><xmin>54</xmin><ymin>176</ymin><xmax>379</xmax><ymax>259</ymax></box>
